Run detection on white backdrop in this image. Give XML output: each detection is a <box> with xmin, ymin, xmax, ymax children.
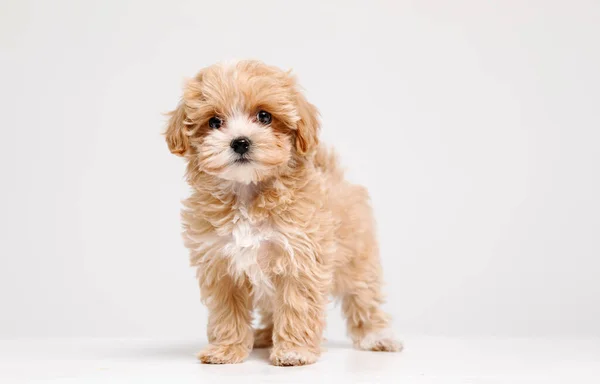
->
<box><xmin>1</xmin><ymin>0</ymin><xmax>598</xmax><ymax>341</ymax></box>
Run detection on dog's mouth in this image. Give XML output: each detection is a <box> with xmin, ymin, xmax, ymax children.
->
<box><xmin>234</xmin><ymin>157</ymin><xmax>251</xmax><ymax>164</ymax></box>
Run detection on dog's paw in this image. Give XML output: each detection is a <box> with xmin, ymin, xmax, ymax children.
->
<box><xmin>270</xmin><ymin>346</ymin><xmax>319</xmax><ymax>366</ymax></box>
<box><xmin>355</xmin><ymin>328</ymin><xmax>403</xmax><ymax>352</ymax></box>
<box><xmin>253</xmin><ymin>327</ymin><xmax>273</xmax><ymax>349</ymax></box>
<box><xmin>197</xmin><ymin>343</ymin><xmax>250</xmax><ymax>364</ymax></box>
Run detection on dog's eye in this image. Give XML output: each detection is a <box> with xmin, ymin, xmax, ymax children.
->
<box><xmin>256</xmin><ymin>110</ymin><xmax>272</xmax><ymax>125</ymax></box>
<box><xmin>208</xmin><ymin>116</ymin><xmax>222</xmax><ymax>129</ymax></box>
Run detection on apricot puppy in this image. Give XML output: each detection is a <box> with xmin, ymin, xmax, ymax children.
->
<box><xmin>165</xmin><ymin>60</ymin><xmax>401</xmax><ymax>366</ymax></box>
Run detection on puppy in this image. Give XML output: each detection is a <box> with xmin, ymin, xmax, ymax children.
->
<box><xmin>165</xmin><ymin>60</ymin><xmax>401</xmax><ymax>366</ymax></box>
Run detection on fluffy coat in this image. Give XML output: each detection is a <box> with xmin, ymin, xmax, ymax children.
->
<box><xmin>165</xmin><ymin>60</ymin><xmax>401</xmax><ymax>366</ymax></box>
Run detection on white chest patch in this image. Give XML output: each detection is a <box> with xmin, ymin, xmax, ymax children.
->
<box><xmin>222</xmin><ymin>205</ymin><xmax>274</xmax><ymax>304</ymax></box>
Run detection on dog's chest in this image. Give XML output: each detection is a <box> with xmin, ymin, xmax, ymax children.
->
<box><xmin>223</xmin><ymin>191</ymin><xmax>273</xmax><ymax>302</ymax></box>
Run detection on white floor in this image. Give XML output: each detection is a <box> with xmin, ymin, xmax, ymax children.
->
<box><xmin>1</xmin><ymin>337</ymin><xmax>599</xmax><ymax>383</ymax></box>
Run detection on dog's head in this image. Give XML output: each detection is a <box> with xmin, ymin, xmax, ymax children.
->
<box><xmin>165</xmin><ymin>60</ymin><xmax>319</xmax><ymax>184</ymax></box>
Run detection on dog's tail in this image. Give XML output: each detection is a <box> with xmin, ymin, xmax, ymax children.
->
<box><xmin>313</xmin><ymin>144</ymin><xmax>345</xmax><ymax>183</ymax></box>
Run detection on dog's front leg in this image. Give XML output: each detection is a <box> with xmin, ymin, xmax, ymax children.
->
<box><xmin>196</xmin><ymin>260</ymin><xmax>253</xmax><ymax>364</ymax></box>
<box><xmin>269</xmin><ymin>257</ymin><xmax>328</xmax><ymax>366</ymax></box>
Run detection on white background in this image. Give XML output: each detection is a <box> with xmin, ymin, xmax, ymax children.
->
<box><xmin>1</xmin><ymin>0</ymin><xmax>599</xmax><ymax>343</ymax></box>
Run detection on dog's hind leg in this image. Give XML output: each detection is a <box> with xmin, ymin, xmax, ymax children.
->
<box><xmin>338</xmin><ymin>250</ymin><xmax>403</xmax><ymax>352</ymax></box>
<box><xmin>253</xmin><ymin>308</ymin><xmax>273</xmax><ymax>348</ymax></box>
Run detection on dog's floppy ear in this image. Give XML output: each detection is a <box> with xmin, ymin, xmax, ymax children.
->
<box><xmin>164</xmin><ymin>101</ymin><xmax>189</xmax><ymax>156</ymax></box>
<box><xmin>294</xmin><ymin>91</ymin><xmax>320</xmax><ymax>155</ymax></box>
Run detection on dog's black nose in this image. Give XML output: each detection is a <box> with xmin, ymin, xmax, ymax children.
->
<box><xmin>230</xmin><ymin>137</ymin><xmax>251</xmax><ymax>155</ymax></box>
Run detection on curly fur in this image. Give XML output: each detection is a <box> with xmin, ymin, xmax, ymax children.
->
<box><xmin>165</xmin><ymin>60</ymin><xmax>401</xmax><ymax>366</ymax></box>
